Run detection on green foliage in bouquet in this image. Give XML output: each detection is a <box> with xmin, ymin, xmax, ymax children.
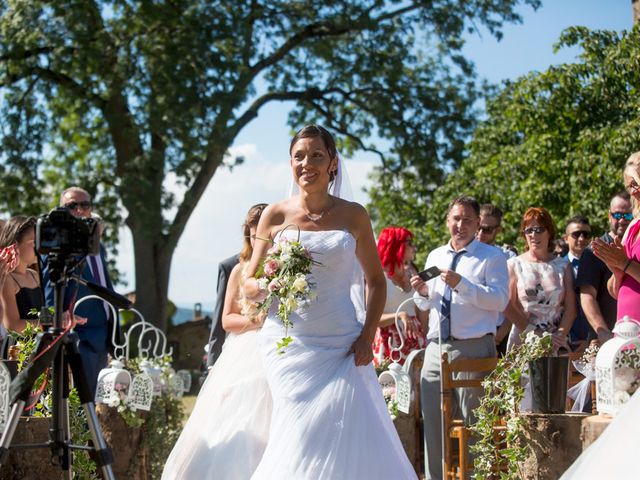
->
<box><xmin>256</xmin><ymin>234</ymin><xmax>320</xmax><ymax>353</ymax></box>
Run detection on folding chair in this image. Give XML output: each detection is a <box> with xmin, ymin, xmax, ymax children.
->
<box><xmin>441</xmin><ymin>352</ymin><xmax>499</xmax><ymax>480</ymax></box>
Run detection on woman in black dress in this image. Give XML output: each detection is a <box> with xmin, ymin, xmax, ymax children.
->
<box><xmin>0</xmin><ymin>216</ymin><xmax>43</xmax><ymax>333</ymax></box>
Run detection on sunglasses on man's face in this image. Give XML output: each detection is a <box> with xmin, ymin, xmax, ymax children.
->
<box><xmin>569</xmin><ymin>230</ymin><xmax>591</xmax><ymax>240</ymax></box>
<box><xmin>523</xmin><ymin>226</ymin><xmax>546</xmax><ymax>235</ymax></box>
<box><xmin>64</xmin><ymin>201</ymin><xmax>92</xmax><ymax>211</ymax></box>
<box><xmin>478</xmin><ymin>226</ymin><xmax>498</xmax><ymax>234</ymax></box>
<box><xmin>610</xmin><ymin>212</ymin><xmax>633</xmax><ymax>221</ymax></box>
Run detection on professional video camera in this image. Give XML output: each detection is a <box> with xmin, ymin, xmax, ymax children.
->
<box><xmin>36</xmin><ymin>207</ymin><xmax>100</xmax><ymax>256</ymax></box>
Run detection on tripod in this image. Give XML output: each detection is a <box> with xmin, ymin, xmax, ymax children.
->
<box><xmin>0</xmin><ymin>254</ymin><xmax>115</xmax><ymax>480</ymax></box>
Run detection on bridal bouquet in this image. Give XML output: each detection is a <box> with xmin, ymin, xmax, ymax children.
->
<box><xmin>256</xmin><ymin>230</ymin><xmax>320</xmax><ymax>353</ymax></box>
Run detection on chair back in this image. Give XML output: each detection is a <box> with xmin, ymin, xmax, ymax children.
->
<box><xmin>441</xmin><ymin>352</ymin><xmax>498</xmax><ymax>480</ymax></box>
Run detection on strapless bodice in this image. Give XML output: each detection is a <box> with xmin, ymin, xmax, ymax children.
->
<box><xmin>261</xmin><ymin>229</ymin><xmax>361</xmax><ymax>344</ymax></box>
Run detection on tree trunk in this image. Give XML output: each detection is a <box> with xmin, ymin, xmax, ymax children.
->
<box><xmin>634</xmin><ymin>0</ymin><xmax>640</xmax><ymax>25</ymax></box>
<box><xmin>518</xmin><ymin>412</ymin><xmax>589</xmax><ymax>480</ymax></box>
<box><xmin>131</xmin><ymin>231</ymin><xmax>172</xmax><ymax>331</ymax></box>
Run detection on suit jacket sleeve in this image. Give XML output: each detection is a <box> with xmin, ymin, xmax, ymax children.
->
<box><xmin>206</xmin><ymin>255</ymin><xmax>238</xmax><ymax>366</ymax></box>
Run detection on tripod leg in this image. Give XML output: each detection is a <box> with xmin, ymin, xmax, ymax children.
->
<box><xmin>65</xmin><ymin>334</ymin><xmax>115</xmax><ymax>480</ymax></box>
<box><xmin>51</xmin><ymin>336</ymin><xmax>73</xmax><ymax>478</ymax></box>
<box><xmin>0</xmin><ymin>401</ymin><xmax>26</xmax><ymax>465</ymax></box>
<box><xmin>61</xmin><ymin>361</ymin><xmax>72</xmax><ymax>480</ymax></box>
<box><xmin>84</xmin><ymin>404</ymin><xmax>115</xmax><ymax>480</ymax></box>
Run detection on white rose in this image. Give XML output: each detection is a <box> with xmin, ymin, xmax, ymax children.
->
<box><xmin>280</xmin><ymin>252</ymin><xmax>292</xmax><ymax>263</ymax></box>
<box><xmin>284</xmin><ymin>296</ymin><xmax>298</xmax><ymax>312</ymax></box>
<box><xmin>257</xmin><ymin>278</ymin><xmax>268</xmax><ymax>290</ymax></box>
<box><xmin>292</xmin><ymin>275</ymin><xmax>308</xmax><ymax>293</ymax></box>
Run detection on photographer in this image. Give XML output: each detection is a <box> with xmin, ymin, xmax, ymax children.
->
<box><xmin>41</xmin><ymin>187</ymin><xmax>119</xmax><ymax>396</ymax></box>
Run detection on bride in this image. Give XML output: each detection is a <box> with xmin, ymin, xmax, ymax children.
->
<box><xmin>244</xmin><ymin>125</ymin><xmax>417</xmax><ymax>479</ymax></box>
<box><xmin>162</xmin><ymin>204</ymin><xmax>271</xmax><ymax>480</ymax></box>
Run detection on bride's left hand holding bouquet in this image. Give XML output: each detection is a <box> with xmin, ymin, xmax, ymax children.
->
<box><xmin>254</xmin><ymin>225</ymin><xmax>320</xmax><ymax>353</ymax></box>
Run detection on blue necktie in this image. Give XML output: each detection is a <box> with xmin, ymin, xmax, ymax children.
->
<box><xmin>439</xmin><ymin>250</ymin><xmax>466</xmax><ymax>341</ymax></box>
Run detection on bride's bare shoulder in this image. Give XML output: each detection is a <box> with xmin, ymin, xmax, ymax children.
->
<box><xmin>257</xmin><ymin>199</ymin><xmax>298</xmax><ymax>235</ymax></box>
<box><xmin>334</xmin><ymin>198</ymin><xmax>368</xmax><ymax>218</ymax></box>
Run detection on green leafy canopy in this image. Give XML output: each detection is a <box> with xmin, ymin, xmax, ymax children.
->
<box><xmin>369</xmin><ymin>25</ymin><xmax>640</xmax><ymax>257</ymax></box>
<box><xmin>0</xmin><ymin>0</ymin><xmax>539</xmax><ymax>328</ymax></box>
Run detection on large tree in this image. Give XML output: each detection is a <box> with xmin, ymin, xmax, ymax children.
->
<box><xmin>369</xmin><ymin>26</ymin><xmax>640</xmax><ymax>257</ymax></box>
<box><xmin>0</xmin><ymin>0</ymin><xmax>538</xmax><ymax>330</ymax></box>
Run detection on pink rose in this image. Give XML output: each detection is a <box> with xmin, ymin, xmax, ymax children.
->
<box><xmin>268</xmin><ymin>278</ymin><xmax>280</xmax><ymax>292</ymax></box>
<box><xmin>264</xmin><ymin>259</ymin><xmax>280</xmax><ymax>276</ymax></box>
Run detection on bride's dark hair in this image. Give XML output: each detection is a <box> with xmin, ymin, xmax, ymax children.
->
<box><xmin>289</xmin><ymin>125</ymin><xmax>338</xmax><ymax>181</ymax></box>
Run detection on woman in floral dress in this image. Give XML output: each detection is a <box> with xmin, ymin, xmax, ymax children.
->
<box><xmin>505</xmin><ymin>207</ymin><xmax>576</xmax><ymax>351</ymax></box>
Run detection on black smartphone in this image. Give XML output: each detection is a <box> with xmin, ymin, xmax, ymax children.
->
<box><xmin>417</xmin><ymin>266</ymin><xmax>441</xmax><ymax>281</ymax></box>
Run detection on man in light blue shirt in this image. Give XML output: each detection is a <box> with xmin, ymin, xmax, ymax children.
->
<box><xmin>411</xmin><ymin>195</ymin><xmax>509</xmax><ymax>480</ymax></box>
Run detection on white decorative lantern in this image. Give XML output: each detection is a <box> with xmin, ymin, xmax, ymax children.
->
<box><xmin>595</xmin><ymin>316</ymin><xmax>640</xmax><ymax>415</ymax></box>
<box><xmin>379</xmin><ymin>362</ymin><xmax>411</xmax><ymax>414</ymax></box>
<box><xmin>95</xmin><ymin>359</ymin><xmax>132</xmax><ymax>406</ymax></box>
<box><xmin>129</xmin><ymin>373</ymin><xmax>154</xmax><ymax>411</ymax></box>
<box><xmin>0</xmin><ymin>362</ymin><xmax>11</xmax><ymax>432</ymax></box>
<box><xmin>403</xmin><ymin>348</ymin><xmax>424</xmax><ymax>409</ymax></box>
<box><xmin>139</xmin><ymin>359</ymin><xmax>163</xmax><ymax>397</ymax></box>
<box><xmin>177</xmin><ymin>370</ymin><xmax>192</xmax><ymax>393</ymax></box>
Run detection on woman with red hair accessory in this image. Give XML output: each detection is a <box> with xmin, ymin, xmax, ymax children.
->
<box><xmin>372</xmin><ymin>226</ymin><xmax>428</xmax><ymax>366</ymax></box>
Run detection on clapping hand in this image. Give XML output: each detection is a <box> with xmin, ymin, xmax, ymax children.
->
<box><xmin>592</xmin><ymin>236</ymin><xmax>628</xmax><ymax>273</ymax></box>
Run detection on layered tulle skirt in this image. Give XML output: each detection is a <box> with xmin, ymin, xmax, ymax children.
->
<box><xmin>162</xmin><ymin>331</ymin><xmax>272</xmax><ymax>480</ymax></box>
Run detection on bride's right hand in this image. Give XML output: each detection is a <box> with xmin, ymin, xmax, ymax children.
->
<box><xmin>349</xmin><ymin>333</ymin><xmax>374</xmax><ymax>366</ymax></box>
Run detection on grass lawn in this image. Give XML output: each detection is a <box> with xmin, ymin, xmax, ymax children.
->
<box><xmin>180</xmin><ymin>394</ymin><xmax>197</xmax><ymax>425</ymax></box>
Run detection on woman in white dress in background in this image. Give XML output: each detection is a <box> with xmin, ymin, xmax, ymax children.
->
<box><xmin>244</xmin><ymin>125</ymin><xmax>417</xmax><ymax>479</ymax></box>
<box><xmin>162</xmin><ymin>203</ymin><xmax>271</xmax><ymax>480</ymax></box>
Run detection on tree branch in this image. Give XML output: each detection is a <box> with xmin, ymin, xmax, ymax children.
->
<box><xmin>306</xmin><ymin>99</ymin><xmax>389</xmax><ymax>168</ymax></box>
<box><xmin>248</xmin><ymin>2</ymin><xmax>422</xmax><ymax>78</ymax></box>
<box><xmin>28</xmin><ymin>66</ymin><xmax>106</xmax><ymax>109</ymax></box>
<box><xmin>0</xmin><ymin>46</ymin><xmax>54</xmax><ymax>62</ymax></box>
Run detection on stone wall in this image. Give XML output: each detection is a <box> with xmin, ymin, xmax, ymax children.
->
<box><xmin>167</xmin><ymin>317</ymin><xmax>211</xmax><ymax>372</ymax></box>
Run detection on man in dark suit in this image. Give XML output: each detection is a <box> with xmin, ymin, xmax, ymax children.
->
<box><xmin>205</xmin><ymin>254</ymin><xmax>240</xmax><ymax>369</ymax></box>
<box><xmin>42</xmin><ymin>186</ymin><xmax>119</xmax><ymax>396</ymax></box>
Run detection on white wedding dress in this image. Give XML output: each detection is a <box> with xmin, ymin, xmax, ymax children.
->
<box><xmin>251</xmin><ymin>230</ymin><xmax>417</xmax><ymax>480</ymax></box>
<box><xmin>161</xmin><ymin>330</ymin><xmax>272</xmax><ymax>479</ymax></box>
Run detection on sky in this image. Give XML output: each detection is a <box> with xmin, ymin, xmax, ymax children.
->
<box><xmin>114</xmin><ymin>1</ymin><xmax>633</xmax><ymax>311</ymax></box>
